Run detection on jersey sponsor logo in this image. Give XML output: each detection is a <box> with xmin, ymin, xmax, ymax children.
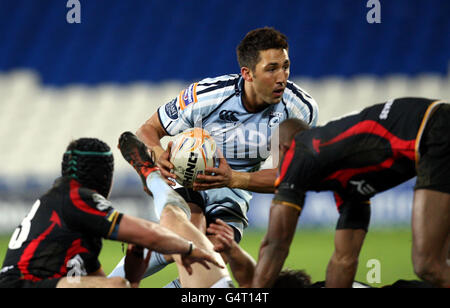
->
<box><xmin>165</xmin><ymin>99</ymin><xmax>179</xmax><ymax>120</ymax></box>
<box><xmin>92</xmin><ymin>193</ymin><xmax>113</xmax><ymax>211</ymax></box>
<box><xmin>179</xmin><ymin>83</ymin><xmax>198</xmax><ymax>110</ymax></box>
<box><xmin>379</xmin><ymin>99</ymin><xmax>394</xmax><ymax>120</ymax></box>
<box><xmin>219</xmin><ymin>110</ymin><xmax>239</xmax><ymax>122</ymax></box>
<box><xmin>349</xmin><ymin>179</ymin><xmax>377</xmax><ymax>196</ymax></box>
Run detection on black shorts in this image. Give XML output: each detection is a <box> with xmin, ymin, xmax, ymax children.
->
<box><xmin>415</xmin><ymin>103</ymin><xmax>450</xmax><ymax>194</ymax></box>
<box><xmin>0</xmin><ymin>275</ymin><xmax>61</xmax><ymax>288</ymax></box>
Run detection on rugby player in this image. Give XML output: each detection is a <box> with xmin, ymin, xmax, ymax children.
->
<box><xmin>208</xmin><ymin>218</ymin><xmax>435</xmax><ymax>288</ymax></box>
<box><xmin>111</xmin><ymin>27</ymin><xmax>318</xmax><ymax>284</ymax></box>
<box><xmin>252</xmin><ymin>97</ymin><xmax>450</xmax><ymax>288</ymax></box>
<box><xmin>0</xmin><ymin>138</ymin><xmax>223</xmax><ymax>288</ymax></box>
<box><xmin>117</xmin><ymin>132</ymin><xmax>233</xmax><ymax>288</ymax></box>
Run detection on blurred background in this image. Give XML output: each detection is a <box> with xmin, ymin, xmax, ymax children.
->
<box><xmin>0</xmin><ymin>0</ymin><xmax>449</xmax><ymax>286</ymax></box>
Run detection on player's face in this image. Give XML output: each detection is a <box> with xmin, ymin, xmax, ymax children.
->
<box><xmin>251</xmin><ymin>48</ymin><xmax>290</xmax><ymax>105</ymax></box>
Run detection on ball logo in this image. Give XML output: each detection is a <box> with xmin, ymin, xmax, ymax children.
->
<box><xmin>170</xmin><ymin>128</ymin><xmax>216</xmax><ymax>188</ymax></box>
<box><xmin>183</xmin><ymin>152</ymin><xmax>199</xmax><ymax>186</ymax></box>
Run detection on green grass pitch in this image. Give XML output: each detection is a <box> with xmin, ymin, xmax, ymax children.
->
<box><xmin>0</xmin><ymin>228</ymin><xmax>418</xmax><ymax>288</ymax></box>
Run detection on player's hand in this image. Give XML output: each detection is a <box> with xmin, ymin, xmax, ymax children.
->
<box><xmin>193</xmin><ymin>155</ymin><xmax>233</xmax><ymax>191</ymax></box>
<box><xmin>124</xmin><ymin>244</ymin><xmax>151</xmax><ymax>286</ymax></box>
<box><xmin>207</xmin><ymin>219</ymin><xmax>235</xmax><ymax>254</ymax></box>
<box><xmin>179</xmin><ymin>244</ymin><xmax>225</xmax><ymax>275</ymax></box>
<box><xmin>154</xmin><ymin>141</ymin><xmax>177</xmax><ymax>186</ymax></box>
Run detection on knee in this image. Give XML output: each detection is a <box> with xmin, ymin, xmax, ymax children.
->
<box><xmin>160</xmin><ymin>204</ymin><xmax>188</xmax><ymax>222</ymax></box>
<box><xmin>331</xmin><ymin>253</ymin><xmax>359</xmax><ymax>270</ymax></box>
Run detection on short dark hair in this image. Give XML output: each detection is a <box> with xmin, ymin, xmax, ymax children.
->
<box><xmin>62</xmin><ymin>138</ymin><xmax>114</xmax><ymax>198</ymax></box>
<box><xmin>272</xmin><ymin>269</ymin><xmax>312</xmax><ymax>288</ymax></box>
<box><xmin>237</xmin><ymin>27</ymin><xmax>288</xmax><ymax>71</ymax></box>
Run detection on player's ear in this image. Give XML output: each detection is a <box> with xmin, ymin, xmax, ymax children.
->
<box><xmin>241</xmin><ymin>66</ymin><xmax>253</xmax><ymax>82</ymax></box>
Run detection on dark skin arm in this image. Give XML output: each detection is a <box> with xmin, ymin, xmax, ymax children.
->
<box><xmin>194</xmin><ymin>156</ymin><xmax>278</xmax><ymax>193</ymax></box>
<box><xmin>252</xmin><ymin>202</ymin><xmax>301</xmax><ymax>287</ymax></box>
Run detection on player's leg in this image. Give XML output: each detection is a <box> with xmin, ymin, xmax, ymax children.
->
<box><xmin>118</xmin><ymin>132</ymin><xmax>232</xmax><ymax>287</ymax></box>
<box><xmin>174</xmin><ymin>187</ymin><xmax>208</xmax><ymax>233</ymax></box>
<box><xmin>411</xmin><ymin>189</ymin><xmax>450</xmax><ymax>287</ymax></box>
<box><xmin>326</xmin><ymin>200</ymin><xmax>370</xmax><ymax>288</ymax></box>
<box><xmin>108</xmin><ymin>249</ymin><xmax>171</xmax><ymax>279</ymax></box>
<box><xmin>56</xmin><ymin>276</ymin><xmax>130</xmax><ymax>288</ymax></box>
<box><xmin>159</xmin><ymin>204</ymin><xmax>230</xmax><ymax>288</ymax></box>
<box><xmin>412</xmin><ymin>104</ymin><xmax>450</xmax><ymax>287</ymax></box>
<box><xmin>326</xmin><ymin>229</ymin><xmax>366</xmax><ymax>288</ymax></box>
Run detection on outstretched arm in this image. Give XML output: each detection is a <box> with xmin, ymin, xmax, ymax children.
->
<box><xmin>116</xmin><ymin>214</ymin><xmax>223</xmax><ymax>274</ymax></box>
<box><xmin>252</xmin><ymin>201</ymin><xmax>301</xmax><ymax>287</ymax></box>
<box><xmin>194</xmin><ymin>156</ymin><xmax>278</xmax><ymax>193</ymax></box>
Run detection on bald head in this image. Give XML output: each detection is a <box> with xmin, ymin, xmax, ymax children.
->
<box><xmin>278</xmin><ymin>118</ymin><xmax>310</xmax><ymax>149</ymax></box>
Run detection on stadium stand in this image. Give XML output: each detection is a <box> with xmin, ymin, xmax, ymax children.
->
<box><xmin>0</xmin><ymin>0</ymin><xmax>449</xmax><ymax>231</ymax></box>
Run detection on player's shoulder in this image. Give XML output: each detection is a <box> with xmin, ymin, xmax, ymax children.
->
<box><xmin>65</xmin><ymin>179</ymin><xmax>114</xmax><ymax>215</ymax></box>
<box><xmin>178</xmin><ymin>74</ymin><xmax>240</xmax><ymax>111</ymax></box>
<box><xmin>283</xmin><ymin>80</ymin><xmax>319</xmax><ymax>126</ymax></box>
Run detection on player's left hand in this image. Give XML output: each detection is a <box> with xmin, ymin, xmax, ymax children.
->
<box><xmin>193</xmin><ymin>155</ymin><xmax>234</xmax><ymax>191</ymax></box>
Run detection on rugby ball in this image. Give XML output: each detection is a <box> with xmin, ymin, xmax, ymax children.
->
<box><xmin>170</xmin><ymin>128</ymin><xmax>216</xmax><ymax>188</ymax></box>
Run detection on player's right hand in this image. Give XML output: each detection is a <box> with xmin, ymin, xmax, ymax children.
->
<box><xmin>180</xmin><ymin>244</ymin><xmax>225</xmax><ymax>275</ymax></box>
<box><xmin>155</xmin><ymin>141</ymin><xmax>177</xmax><ymax>186</ymax></box>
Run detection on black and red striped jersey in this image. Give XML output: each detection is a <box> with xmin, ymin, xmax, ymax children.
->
<box><xmin>274</xmin><ymin>97</ymin><xmax>446</xmax><ymax>210</ymax></box>
<box><xmin>0</xmin><ymin>177</ymin><xmax>122</xmax><ymax>281</ymax></box>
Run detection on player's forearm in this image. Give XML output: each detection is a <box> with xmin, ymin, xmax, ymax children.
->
<box><xmin>225</xmin><ymin>242</ymin><xmax>257</xmax><ymax>288</ymax></box>
<box><xmin>230</xmin><ymin>168</ymin><xmax>278</xmax><ymax>193</ymax></box>
<box><xmin>117</xmin><ymin>215</ymin><xmax>192</xmax><ymax>256</ymax></box>
<box><xmin>252</xmin><ymin>239</ymin><xmax>289</xmax><ymax>287</ymax></box>
<box><xmin>136</xmin><ymin>114</ymin><xmax>166</xmax><ymax>159</ymax></box>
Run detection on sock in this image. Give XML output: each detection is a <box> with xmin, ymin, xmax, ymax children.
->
<box><xmin>146</xmin><ymin>171</ymin><xmax>191</xmax><ymax>220</ymax></box>
<box><xmin>108</xmin><ymin>249</ymin><xmax>169</xmax><ymax>279</ymax></box>
<box><xmin>210</xmin><ymin>276</ymin><xmax>235</xmax><ymax>288</ymax></box>
<box><xmin>163</xmin><ymin>278</ymin><xmax>182</xmax><ymax>288</ymax></box>
<box><xmin>142</xmin><ymin>251</ymin><xmax>170</xmax><ymax>279</ymax></box>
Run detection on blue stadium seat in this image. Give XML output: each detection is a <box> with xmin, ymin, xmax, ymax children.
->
<box><xmin>0</xmin><ymin>0</ymin><xmax>448</xmax><ymax>84</ymax></box>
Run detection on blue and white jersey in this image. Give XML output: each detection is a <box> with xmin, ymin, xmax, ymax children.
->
<box><xmin>158</xmin><ymin>74</ymin><xmax>318</xmax><ymax>229</ymax></box>
<box><xmin>158</xmin><ymin>74</ymin><xmax>318</xmax><ymax>172</ymax></box>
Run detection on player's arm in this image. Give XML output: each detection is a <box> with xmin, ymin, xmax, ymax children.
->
<box><xmin>194</xmin><ymin>156</ymin><xmax>278</xmax><ymax>193</ymax></box>
<box><xmin>207</xmin><ymin>219</ymin><xmax>257</xmax><ymax>288</ymax></box>
<box><xmin>115</xmin><ymin>214</ymin><xmax>223</xmax><ymax>273</ymax></box>
<box><xmin>252</xmin><ymin>200</ymin><xmax>302</xmax><ymax>288</ymax></box>
<box><xmin>136</xmin><ymin>112</ymin><xmax>177</xmax><ymax>184</ymax></box>
<box><xmin>231</xmin><ymin>168</ymin><xmax>278</xmax><ymax>193</ymax></box>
